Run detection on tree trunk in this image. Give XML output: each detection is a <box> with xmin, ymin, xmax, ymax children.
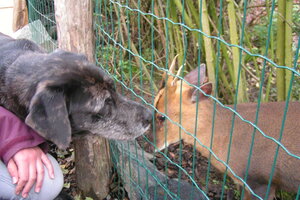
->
<box><xmin>12</xmin><ymin>0</ymin><xmax>28</xmax><ymax>32</ymax></box>
<box><xmin>54</xmin><ymin>0</ymin><xmax>111</xmax><ymax>199</ymax></box>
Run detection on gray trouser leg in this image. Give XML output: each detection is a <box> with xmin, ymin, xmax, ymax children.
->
<box><xmin>0</xmin><ymin>154</ymin><xmax>64</xmax><ymax>200</ymax></box>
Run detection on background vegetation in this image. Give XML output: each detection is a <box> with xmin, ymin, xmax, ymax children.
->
<box><xmin>28</xmin><ymin>0</ymin><xmax>300</xmax><ymax>199</ymax></box>
<box><xmin>94</xmin><ymin>2</ymin><xmax>299</xmax><ymax>198</ymax></box>
<box><xmin>95</xmin><ymin>0</ymin><xmax>300</xmax><ymax>104</ymax></box>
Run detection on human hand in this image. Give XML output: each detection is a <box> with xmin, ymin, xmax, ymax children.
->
<box><xmin>7</xmin><ymin>147</ymin><xmax>55</xmax><ymax>198</ymax></box>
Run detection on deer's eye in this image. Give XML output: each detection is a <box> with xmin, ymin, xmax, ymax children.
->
<box><xmin>157</xmin><ymin>115</ymin><xmax>166</xmax><ymax>122</ymax></box>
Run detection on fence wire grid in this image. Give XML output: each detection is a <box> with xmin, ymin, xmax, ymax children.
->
<box><xmin>27</xmin><ymin>0</ymin><xmax>299</xmax><ymax>200</ymax></box>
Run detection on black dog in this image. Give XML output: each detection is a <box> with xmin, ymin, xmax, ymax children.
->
<box><xmin>0</xmin><ymin>32</ymin><xmax>152</xmax><ymax>149</ymax></box>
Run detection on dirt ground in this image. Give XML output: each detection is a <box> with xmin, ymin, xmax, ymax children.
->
<box><xmin>49</xmin><ymin>139</ymin><xmax>239</xmax><ymax>200</ymax></box>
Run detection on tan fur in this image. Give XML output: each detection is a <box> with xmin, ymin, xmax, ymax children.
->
<box><xmin>154</xmin><ymin>68</ymin><xmax>300</xmax><ymax>199</ymax></box>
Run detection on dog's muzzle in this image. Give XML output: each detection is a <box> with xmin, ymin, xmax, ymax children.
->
<box><xmin>142</xmin><ymin>108</ymin><xmax>153</xmax><ymax>128</ymax></box>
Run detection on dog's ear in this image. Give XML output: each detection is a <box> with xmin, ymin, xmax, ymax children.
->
<box><xmin>25</xmin><ymin>81</ymin><xmax>71</xmax><ymax>149</ymax></box>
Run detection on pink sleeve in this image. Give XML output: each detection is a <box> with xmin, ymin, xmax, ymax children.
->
<box><xmin>0</xmin><ymin>106</ymin><xmax>47</xmax><ymax>165</ymax></box>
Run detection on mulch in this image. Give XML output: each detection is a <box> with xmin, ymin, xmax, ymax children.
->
<box><xmin>49</xmin><ymin>137</ymin><xmax>239</xmax><ymax>200</ymax></box>
<box><xmin>49</xmin><ymin>143</ymin><xmax>79</xmax><ymax>198</ymax></box>
<box><xmin>136</xmin><ymin>136</ymin><xmax>239</xmax><ymax>200</ymax></box>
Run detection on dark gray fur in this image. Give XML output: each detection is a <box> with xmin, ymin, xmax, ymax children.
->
<box><xmin>0</xmin><ymin>32</ymin><xmax>152</xmax><ymax>149</ymax></box>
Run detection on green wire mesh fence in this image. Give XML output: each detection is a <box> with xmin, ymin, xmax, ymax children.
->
<box><xmin>27</xmin><ymin>0</ymin><xmax>57</xmax><ymax>51</ymax></box>
<box><xmin>27</xmin><ymin>0</ymin><xmax>299</xmax><ymax>199</ymax></box>
<box><xmin>94</xmin><ymin>0</ymin><xmax>300</xmax><ymax>199</ymax></box>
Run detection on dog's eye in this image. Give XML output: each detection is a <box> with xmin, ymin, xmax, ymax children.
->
<box><xmin>157</xmin><ymin>115</ymin><xmax>166</xmax><ymax>122</ymax></box>
<box><xmin>92</xmin><ymin>113</ymin><xmax>103</xmax><ymax>122</ymax></box>
<box><xmin>105</xmin><ymin>97</ymin><xmax>114</xmax><ymax>106</ymax></box>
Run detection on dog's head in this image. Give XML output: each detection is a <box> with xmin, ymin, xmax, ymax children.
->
<box><xmin>24</xmin><ymin>50</ymin><xmax>152</xmax><ymax>149</ymax></box>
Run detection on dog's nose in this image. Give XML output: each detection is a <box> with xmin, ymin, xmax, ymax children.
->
<box><xmin>142</xmin><ymin>108</ymin><xmax>153</xmax><ymax>127</ymax></box>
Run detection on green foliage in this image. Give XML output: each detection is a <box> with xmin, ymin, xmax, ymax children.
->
<box><xmin>292</xmin><ymin>4</ymin><xmax>300</xmax><ymax>34</ymax></box>
<box><xmin>292</xmin><ymin>78</ymin><xmax>300</xmax><ymax>101</ymax></box>
<box><xmin>252</xmin><ymin>23</ymin><xmax>270</xmax><ymax>48</ymax></box>
<box><xmin>73</xmin><ymin>195</ymin><xmax>94</xmax><ymax>200</ymax></box>
<box><xmin>234</xmin><ymin>189</ymin><xmax>241</xmax><ymax>200</ymax></box>
<box><xmin>94</xmin><ymin>1</ymin><xmax>299</xmax><ymax>198</ymax></box>
<box><xmin>276</xmin><ymin>190</ymin><xmax>297</xmax><ymax>200</ymax></box>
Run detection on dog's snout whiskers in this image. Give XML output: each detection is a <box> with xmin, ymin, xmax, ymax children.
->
<box><xmin>142</xmin><ymin>109</ymin><xmax>152</xmax><ymax>128</ymax></box>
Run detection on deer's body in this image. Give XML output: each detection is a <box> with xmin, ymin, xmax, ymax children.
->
<box><xmin>154</xmin><ymin>64</ymin><xmax>300</xmax><ymax>199</ymax></box>
<box><xmin>196</xmin><ymin>101</ymin><xmax>300</xmax><ymax>194</ymax></box>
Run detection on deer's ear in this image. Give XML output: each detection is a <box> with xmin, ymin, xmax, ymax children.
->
<box><xmin>183</xmin><ymin>64</ymin><xmax>211</xmax><ymax>103</ymax></box>
<box><xmin>190</xmin><ymin>83</ymin><xmax>212</xmax><ymax>103</ymax></box>
<box><xmin>184</xmin><ymin>64</ymin><xmax>207</xmax><ymax>86</ymax></box>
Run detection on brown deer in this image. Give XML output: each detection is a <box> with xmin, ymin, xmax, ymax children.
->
<box><xmin>153</xmin><ymin>59</ymin><xmax>300</xmax><ymax>199</ymax></box>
